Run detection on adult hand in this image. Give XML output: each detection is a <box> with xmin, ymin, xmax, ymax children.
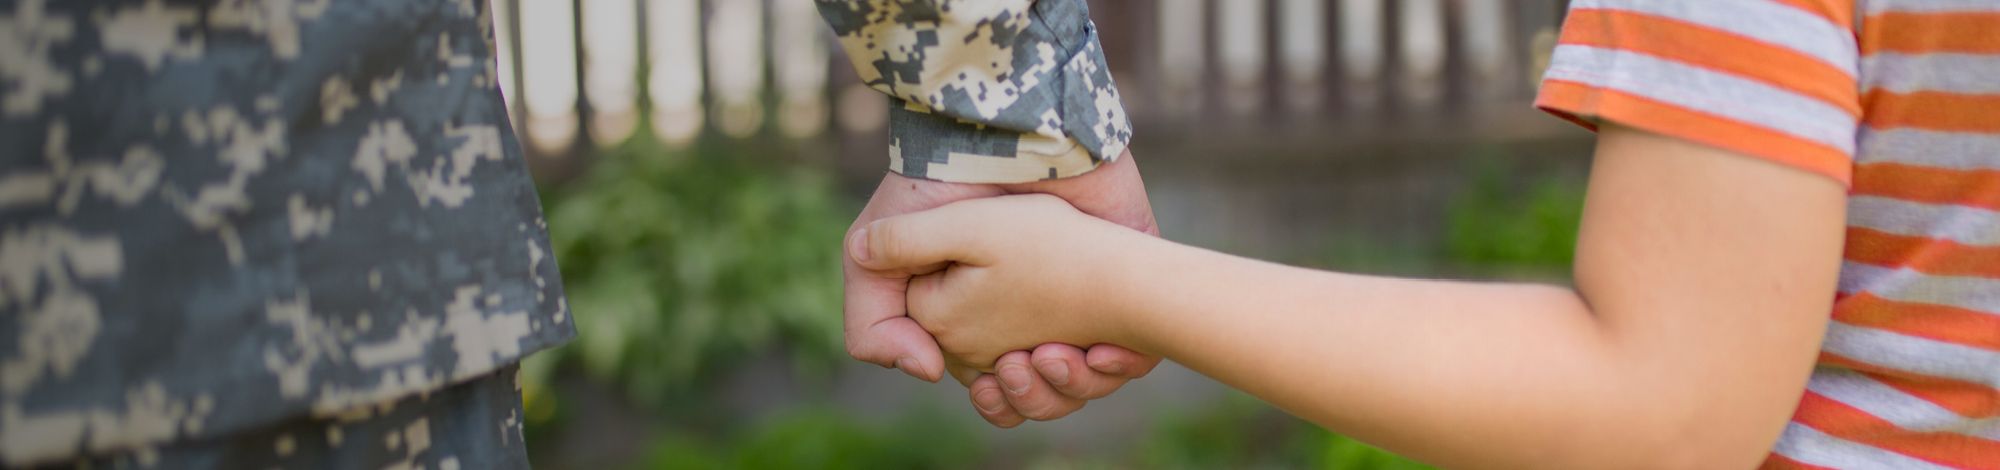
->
<box><xmin>842</xmin><ymin>151</ymin><xmax>1163</xmax><ymax>427</ymax></box>
<box><xmin>967</xmin><ymin>343</ymin><xmax>1160</xmax><ymax>427</ymax></box>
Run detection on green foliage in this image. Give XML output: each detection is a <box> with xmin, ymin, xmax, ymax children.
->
<box><xmin>540</xmin><ymin>140</ymin><xmax>851</xmax><ymax>403</ymax></box>
<box><xmin>1134</xmin><ymin>393</ymin><xmax>1432</xmax><ymax>470</ymax></box>
<box><xmin>641</xmin><ymin>407</ymin><xmax>984</xmax><ymax>470</ymax></box>
<box><xmin>1444</xmin><ymin>158</ymin><xmax>1587</xmax><ymax>269</ymax></box>
<box><xmin>1320</xmin><ymin>433</ymin><xmax>1434</xmax><ymax>470</ymax></box>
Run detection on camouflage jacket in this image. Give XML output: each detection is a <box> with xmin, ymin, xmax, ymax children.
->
<box><xmin>816</xmin><ymin>0</ymin><xmax>1133</xmax><ymax>183</ymax></box>
<box><xmin>0</xmin><ymin>0</ymin><xmax>571</xmax><ymax>465</ymax></box>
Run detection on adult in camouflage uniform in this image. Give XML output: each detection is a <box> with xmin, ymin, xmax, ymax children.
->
<box><xmin>0</xmin><ymin>0</ymin><xmax>1159</xmax><ymax>466</ymax></box>
<box><xmin>0</xmin><ymin>0</ymin><xmax>563</xmax><ymax>466</ymax></box>
<box><xmin>816</xmin><ymin>0</ymin><xmax>1163</xmax><ymax>428</ymax></box>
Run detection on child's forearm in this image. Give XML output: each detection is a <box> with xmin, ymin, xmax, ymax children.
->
<box><xmin>1097</xmin><ymin>237</ymin><xmax>1800</xmax><ymax>469</ymax></box>
<box><xmin>1104</xmin><ymin>242</ymin><xmax>1619</xmax><ymax>467</ymax></box>
<box><xmin>1084</xmin><ymin>127</ymin><xmax>1842</xmax><ymax>468</ymax></box>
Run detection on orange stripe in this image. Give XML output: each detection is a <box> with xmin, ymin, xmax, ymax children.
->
<box><xmin>1538</xmin><ymin>80</ymin><xmax>1854</xmax><ymax>185</ymax></box>
<box><xmin>1863</xmin><ymin>12</ymin><xmax>2000</xmax><ymax>54</ymax></box>
<box><xmin>1769</xmin><ymin>0</ymin><xmax>1857</xmax><ymax>35</ymax></box>
<box><xmin>1859</xmin><ymin>369</ymin><xmax>2000</xmax><ymax>420</ymax></box>
<box><xmin>1845</xmin><ymin>227</ymin><xmax>2000</xmax><ymax>279</ymax></box>
<box><xmin>1865</xmin><ymin>90</ymin><xmax>2000</xmax><ymax>133</ymax></box>
<box><xmin>1834</xmin><ymin>292</ymin><xmax>2000</xmax><ymax>352</ymax></box>
<box><xmin>1558</xmin><ymin>10</ymin><xmax>1859</xmax><ymax>116</ymax></box>
<box><xmin>1851</xmin><ymin>163</ymin><xmax>2000</xmax><ymax>212</ymax></box>
<box><xmin>1761</xmin><ymin>452</ymin><xmax>1839</xmax><ymax>470</ymax></box>
<box><xmin>1792</xmin><ymin>391</ymin><xmax>2000</xmax><ymax>469</ymax></box>
<box><xmin>1819</xmin><ymin>351</ymin><xmax>1912</xmax><ymax>378</ymax></box>
<box><xmin>1819</xmin><ymin>353</ymin><xmax>2000</xmax><ymax>420</ymax></box>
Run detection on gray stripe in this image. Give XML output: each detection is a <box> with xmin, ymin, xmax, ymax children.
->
<box><xmin>1569</xmin><ymin>0</ymin><xmax>1859</xmax><ymax>75</ymax></box>
<box><xmin>1848</xmin><ymin>195</ymin><xmax>2000</xmax><ymax>246</ymax></box>
<box><xmin>1545</xmin><ymin>45</ymin><xmax>1858</xmax><ymax>153</ymax></box>
<box><xmin>1822</xmin><ymin>321</ymin><xmax>2000</xmax><ymax>388</ymax></box>
<box><xmin>1806</xmin><ymin>369</ymin><xmax>2000</xmax><ymax>440</ymax></box>
<box><xmin>1863</xmin><ymin>0</ymin><xmax>2000</xmax><ymax>14</ymax></box>
<box><xmin>1863</xmin><ymin>53</ymin><xmax>2000</xmax><ymax>94</ymax></box>
<box><xmin>1772</xmin><ymin>422</ymin><xmax>1958</xmax><ymax>469</ymax></box>
<box><xmin>1840</xmin><ymin>262</ymin><xmax>2000</xmax><ymax>314</ymax></box>
<box><xmin>1857</xmin><ymin>127</ymin><xmax>2000</xmax><ymax>169</ymax></box>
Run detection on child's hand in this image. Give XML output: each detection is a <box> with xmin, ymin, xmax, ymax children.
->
<box><xmin>846</xmin><ymin>194</ymin><xmax>1148</xmax><ymax>371</ymax></box>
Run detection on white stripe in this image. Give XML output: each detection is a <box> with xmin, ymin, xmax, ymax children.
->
<box><xmin>1840</xmin><ymin>262</ymin><xmax>2000</xmax><ymax>314</ymax></box>
<box><xmin>1849</xmin><ymin>196</ymin><xmax>2000</xmax><ymax>246</ymax></box>
<box><xmin>1772</xmin><ymin>421</ymin><xmax>1958</xmax><ymax>470</ymax></box>
<box><xmin>1864</xmin><ymin>0</ymin><xmax>2000</xmax><ymax>14</ymax></box>
<box><xmin>1544</xmin><ymin>45</ymin><xmax>1858</xmax><ymax>153</ymax></box>
<box><xmin>1822</xmin><ymin>321</ymin><xmax>2000</xmax><ymax>388</ymax></box>
<box><xmin>1858</xmin><ymin>128</ymin><xmax>2000</xmax><ymax>170</ymax></box>
<box><xmin>1568</xmin><ymin>0</ymin><xmax>1859</xmax><ymax>75</ymax></box>
<box><xmin>1806</xmin><ymin>369</ymin><xmax>2000</xmax><ymax>440</ymax></box>
<box><xmin>1863</xmin><ymin>53</ymin><xmax>2000</xmax><ymax>94</ymax></box>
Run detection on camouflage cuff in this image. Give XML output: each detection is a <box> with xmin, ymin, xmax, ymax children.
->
<box><xmin>818</xmin><ymin>0</ymin><xmax>1134</xmax><ymax>184</ymax></box>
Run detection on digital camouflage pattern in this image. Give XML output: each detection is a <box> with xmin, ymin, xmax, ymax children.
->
<box><xmin>0</xmin><ymin>0</ymin><xmax>570</xmax><ymax>465</ymax></box>
<box><xmin>66</xmin><ymin>366</ymin><xmax>529</xmax><ymax>469</ymax></box>
<box><xmin>816</xmin><ymin>0</ymin><xmax>1134</xmax><ymax>183</ymax></box>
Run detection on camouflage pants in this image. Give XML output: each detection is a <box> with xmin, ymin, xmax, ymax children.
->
<box><xmin>45</xmin><ymin>366</ymin><xmax>528</xmax><ymax>470</ymax></box>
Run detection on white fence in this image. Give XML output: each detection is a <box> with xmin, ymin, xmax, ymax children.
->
<box><xmin>489</xmin><ymin>0</ymin><xmax>1570</xmax><ymax>158</ymax></box>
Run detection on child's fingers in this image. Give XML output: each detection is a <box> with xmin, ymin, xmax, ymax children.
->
<box><xmin>994</xmin><ymin>351</ymin><xmax>1087</xmax><ymax>421</ymax></box>
<box><xmin>945</xmin><ymin>362</ymin><xmax>983</xmax><ymax>387</ymax></box>
<box><xmin>1085</xmin><ymin>343</ymin><xmax>1161</xmax><ymax>379</ymax></box>
<box><xmin>968</xmin><ymin>375</ymin><xmax>1027</xmax><ymax>428</ymax></box>
<box><xmin>1030</xmin><ymin>343</ymin><xmax>1125</xmax><ymax>400</ymax></box>
<box><xmin>905</xmin><ymin>271</ymin><xmax>951</xmax><ymax>329</ymax></box>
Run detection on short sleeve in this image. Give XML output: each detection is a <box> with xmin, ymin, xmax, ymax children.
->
<box><xmin>1535</xmin><ymin>0</ymin><xmax>1862</xmax><ymax>186</ymax></box>
<box><xmin>816</xmin><ymin>0</ymin><xmax>1132</xmax><ymax>183</ymax></box>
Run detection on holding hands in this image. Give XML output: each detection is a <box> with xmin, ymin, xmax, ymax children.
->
<box><xmin>855</xmin><ymin>194</ymin><xmax>1147</xmax><ymax>370</ymax></box>
<box><xmin>841</xmin><ymin>154</ymin><xmax>1162</xmax><ymax>427</ymax></box>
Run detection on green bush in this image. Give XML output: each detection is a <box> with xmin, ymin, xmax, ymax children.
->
<box><xmin>538</xmin><ymin>139</ymin><xmax>851</xmax><ymax>404</ymax></box>
<box><xmin>642</xmin><ymin>407</ymin><xmax>984</xmax><ymax>470</ymax></box>
<box><xmin>1444</xmin><ymin>158</ymin><xmax>1586</xmax><ymax>270</ymax></box>
<box><xmin>1135</xmin><ymin>393</ymin><xmax>1432</xmax><ymax>470</ymax></box>
<box><xmin>1320</xmin><ymin>433</ymin><xmax>1434</xmax><ymax>470</ymax></box>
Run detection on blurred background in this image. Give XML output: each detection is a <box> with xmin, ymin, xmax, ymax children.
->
<box><xmin>493</xmin><ymin>0</ymin><xmax>1592</xmax><ymax>467</ymax></box>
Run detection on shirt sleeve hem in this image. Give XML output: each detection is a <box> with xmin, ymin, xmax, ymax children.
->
<box><xmin>1536</xmin><ymin>79</ymin><xmax>1854</xmax><ymax>187</ymax></box>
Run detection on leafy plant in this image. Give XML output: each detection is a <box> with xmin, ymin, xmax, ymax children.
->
<box><xmin>1320</xmin><ymin>432</ymin><xmax>1434</xmax><ymax>470</ymax></box>
<box><xmin>1134</xmin><ymin>393</ymin><xmax>1432</xmax><ymax>469</ymax></box>
<box><xmin>642</xmin><ymin>406</ymin><xmax>984</xmax><ymax>470</ymax></box>
<box><xmin>1444</xmin><ymin>158</ymin><xmax>1587</xmax><ymax>270</ymax></box>
<box><xmin>538</xmin><ymin>138</ymin><xmax>852</xmax><ymax>404</ymax></box>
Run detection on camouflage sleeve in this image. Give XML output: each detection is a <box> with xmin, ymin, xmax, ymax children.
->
<box><xmin>815</xmin><ymin>0</ymin><xmax>1133</xmax><ymax>184</ymax></box>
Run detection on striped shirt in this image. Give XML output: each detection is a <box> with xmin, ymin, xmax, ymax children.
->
<box><xmin>1535</xmin><ymin>1</ymin><xmax>2000</xmax><ymax>468</ymax></box>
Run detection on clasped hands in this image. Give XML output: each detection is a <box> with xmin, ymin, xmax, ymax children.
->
<box><xmin>841</xmin><ymin>153</ymin><xmax>1160</xmax><ymax>428</ymax></box>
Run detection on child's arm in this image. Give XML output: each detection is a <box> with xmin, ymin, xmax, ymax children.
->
<box><xmin>854</xmin><ymin>124</ymin><xmax>1846</xmax><ymax>468</ymax></box>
